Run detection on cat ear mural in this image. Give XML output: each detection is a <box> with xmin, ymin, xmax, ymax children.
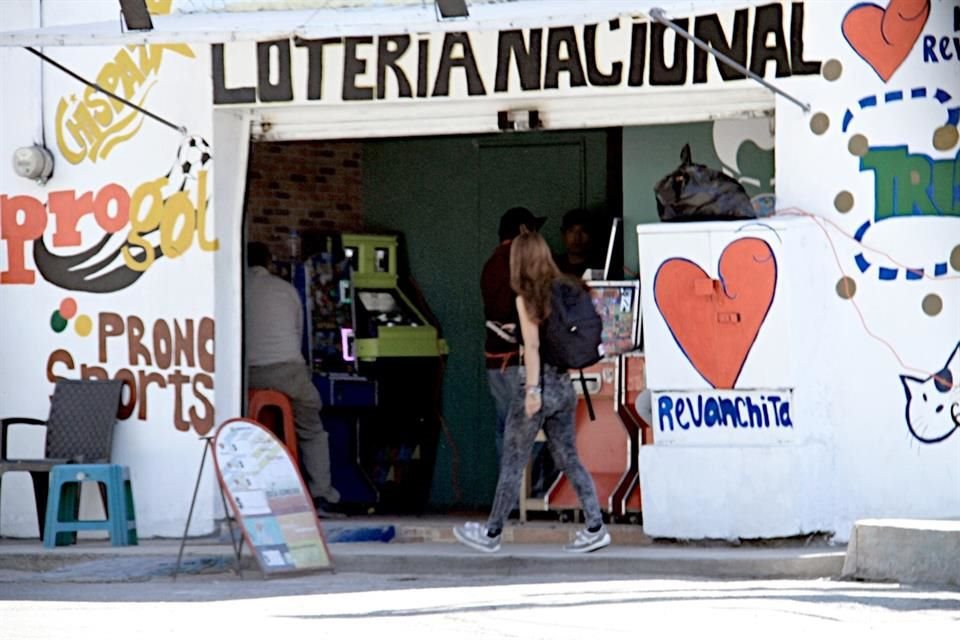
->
<box><xmin>901</xmin><ymin>342</ymin><xmax>960</xmax><ymax>444</ymax></box>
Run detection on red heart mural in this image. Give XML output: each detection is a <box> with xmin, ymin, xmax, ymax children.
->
<box><xmin>654</xmin><ymin>238</ymin><xmax>777</xmax><ymax>389</ymax></box>
<box><xmin>842</xmin><ymin>0</ymin><xmax>930</xmax><ymax>82</ymax></box>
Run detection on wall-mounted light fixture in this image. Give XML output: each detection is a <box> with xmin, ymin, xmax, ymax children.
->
<box><xmin>497</xmin><ymin>109</ymin><xmax>542</xmax><ymax>132</ymax></box>
<box><xmin>435</xmin><ymin>0</ymin><xmax>469</xmax><ymax>20</ymax></box>
<box><xmin>119</xmin><ymin>0</ymin><xmax>154</xmax><ymax>32</ymax></box>
<box><xmin>13</xmin><ymin>145</ymin><xmax>54</xmax><ymax>185</ymax></box>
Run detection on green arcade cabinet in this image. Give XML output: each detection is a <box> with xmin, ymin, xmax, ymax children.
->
<box><xmin>343</xmin><ymin>234</ymin><xmax>447</xmax><ymax>361</ymax></box>
<box><xmin>310</xmin><ymin>233</ymin><xmax>447</xmax><ymax>513</ymax></box>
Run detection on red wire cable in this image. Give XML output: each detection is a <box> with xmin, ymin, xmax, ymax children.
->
<box><xmin>772</xmin><ymin>208</ymin><xmax>958</xmax><ymax>386</ymax></box>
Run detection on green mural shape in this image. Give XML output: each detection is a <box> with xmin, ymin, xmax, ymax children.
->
<box><xmin>860</xmin><ymin>146</ymin><xmax>960</xmax><ymax>220</ymax></box>
<box><xmin>50</xmin><ymin>310</ymin><xmax>67</xmax><ymax>333</ymax></box>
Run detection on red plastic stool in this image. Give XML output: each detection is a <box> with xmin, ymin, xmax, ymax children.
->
<box><xmin>247</xmin><ymin>389</ymin><xmax>298</xmax><ymax>461</ymax></box>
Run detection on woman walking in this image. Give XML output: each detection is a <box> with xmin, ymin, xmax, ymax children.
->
<box><xmin>454</xmin><ymin>230</ymin><xmax>611</xmax><ymax>554</ymax></box>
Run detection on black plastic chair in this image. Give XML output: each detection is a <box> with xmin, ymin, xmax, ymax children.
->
<box><xmin>0</xmin><ymin>379</ymin><xmax>124</xmax><ymax>540</ymax></box>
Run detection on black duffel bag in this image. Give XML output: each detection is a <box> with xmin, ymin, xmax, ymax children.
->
<box><xmin>654</xmin><ymin>144</ymin><xmax>757</xmax><ymax>222</ymax></box>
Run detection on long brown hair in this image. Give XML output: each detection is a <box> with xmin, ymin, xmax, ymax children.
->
<box><xmin>510</xmin><ymin>230</ymin><xmax>561</xmax><ymax>323</ymax></box>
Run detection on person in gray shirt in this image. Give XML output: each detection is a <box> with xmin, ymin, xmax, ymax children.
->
<box><xmin>245</xmin><ymin>242</ymin><xmax>340</xmax><ymax>516</ymax></box>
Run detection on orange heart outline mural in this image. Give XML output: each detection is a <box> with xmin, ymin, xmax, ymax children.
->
<box><xmin>654</xmin><ymin>237</ymin><xmax>778</xmax><ymax>389</ymax></box>
<box><xmin>842</xmin><ymin>0</ymin><xmax>931</xmax><ymax>83</ymax></box>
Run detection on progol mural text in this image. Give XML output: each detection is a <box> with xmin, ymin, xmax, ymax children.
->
<box><xmin>0</xmin><ymin>171</ymin><xmax>216</xmax><ymax>289</ymax></box>
<box><xmin>213</xmin><ymin>2</ymin><xmax>820</xmax><ymax>105</ymax></box>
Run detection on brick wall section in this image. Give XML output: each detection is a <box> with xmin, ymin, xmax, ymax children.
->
<box><xmin>245</xmin><ymin>141</ymin><xmax>364</xmax><ymax>259</ymax></box>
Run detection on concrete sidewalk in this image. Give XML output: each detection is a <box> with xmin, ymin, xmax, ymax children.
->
<box><xmin>0</xmin><ymin>517</ymin><xmax>845</xmax><ymax>583</ymax></box>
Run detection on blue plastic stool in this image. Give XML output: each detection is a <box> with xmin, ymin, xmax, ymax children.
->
<box><xmin>43</xmin><ymin>464</ymin><xmax>138</xmax><ymax>548</ymax></box>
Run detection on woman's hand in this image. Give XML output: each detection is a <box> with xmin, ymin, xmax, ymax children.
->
<box><xmin>524</xmin><ymin>389</ymin><xmax>542</xmax><ymax>418</ymax></box>
<box><xmin>517</xmin><ymin>297</ymin><xmax>542</xmax><ymax>419</ymax></box>
<box><xmin>523</xmin><ymin>393</ymin><xmax>543</xmax><ymax>418</ymax></box>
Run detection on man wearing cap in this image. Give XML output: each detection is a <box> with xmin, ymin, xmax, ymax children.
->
<box><xmin>555</xmin><ymin>208</ymin><xmax>599</xmax><ymax>277</ymax></box>
<box><xmin>480</xmin><ymin>206</ymin><xmax>546</xmax><ymax>461</ymax></box>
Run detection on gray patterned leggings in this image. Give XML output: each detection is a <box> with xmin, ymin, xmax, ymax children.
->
<box><xmin>486</xmin><ymin>365</ymin><xmax>603</xmax><ymax>533</ymax></box>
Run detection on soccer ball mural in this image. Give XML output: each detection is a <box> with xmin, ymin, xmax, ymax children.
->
<box><xmin>30</xmin><ymin>133</ymin><xmax>215</xmax><ymax>293</ymax></box>
<box><xmin>169</xmin><ymin>135</ymin><xmax>213</xmax><ymax>191</ymax></box>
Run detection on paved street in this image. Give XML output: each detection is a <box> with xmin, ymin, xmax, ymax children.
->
<box><xmin>1</xmin><ymin>571</ymin><xmax>958</xmax><ymax>638</ymax></box>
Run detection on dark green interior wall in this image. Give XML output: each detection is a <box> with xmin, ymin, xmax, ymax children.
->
<box><xmin>362</xmin><ymin>131</ymin><xmax>608</xmax><ymax>507</ymax></box>
<box><xmin>622</xmin><ymin>122</ymin><xmax>718</xmax><ymax>277</ymax></box>
<box><xmin>621</xmin><ymin>120</ymin><xmax>774</xmax><ymax>276</ymax></box>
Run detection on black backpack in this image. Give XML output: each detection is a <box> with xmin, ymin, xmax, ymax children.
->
<box><xmin>654</xmin><ymin>144</ymin><xmax>756</xmax><ymax>222</ymax></box>
<box><xmin>542</xmin><ymin>278</ymin><xmax>603</xmax><ymax>419</ymax></box>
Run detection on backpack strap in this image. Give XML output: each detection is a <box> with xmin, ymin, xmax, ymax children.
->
<box><xmin>578</xmin><ymin>369</ymin><xmax>596</xmax><ymax>421</ymax></box>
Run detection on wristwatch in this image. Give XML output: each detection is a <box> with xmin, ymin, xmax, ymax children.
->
<box><xmin>525</xmin><ymin>386</ymin><xmax>541</xmax><ymax>397</ymax></box>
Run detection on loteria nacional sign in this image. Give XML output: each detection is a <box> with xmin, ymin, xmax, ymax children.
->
<box><xmin>213</xmin><ymin>1</ymin><xmax>821</xmax><ymax>106</ymax></box>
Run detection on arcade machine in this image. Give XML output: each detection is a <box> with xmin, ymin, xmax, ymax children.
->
<box><xmin>538</xmin><ymin>281</ymin><xmax>645</xmax><ymax>520</ymax></box>
<box><xmin>297</xmin><ymin>233</ymin><xmax>447</xmax><ymax>513</ymax></box>
<box><xmin>613</xmin><ymin>351</ymin><xmax>650</xmax><ymax>520</ymax></box>
<box><xmin>291</xmin><ymin>236</ymin><xmax>380</xmax><ymax>510</ymax></box>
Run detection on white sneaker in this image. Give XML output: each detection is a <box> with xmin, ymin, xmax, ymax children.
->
<box><xmin>453</xmin><ymin>522</ymin><xmax>501</xmax><ymax>553</ymax></box>
<box><xmin>564</xmin><ymin>525</ymin><xmax>611</xmax><ymax>553</ymax></box>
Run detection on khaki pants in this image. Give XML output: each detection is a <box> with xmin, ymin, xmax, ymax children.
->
<box><xmin>248</xmin><ymin>361</ymin><xmax>339</xmax><ymax>503</ymax></box>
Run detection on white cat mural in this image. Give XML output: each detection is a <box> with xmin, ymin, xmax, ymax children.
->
<box><xmin>901</xmin><ymin>342</ymin><xmax>960</xmax><ymax>444</ymax></box>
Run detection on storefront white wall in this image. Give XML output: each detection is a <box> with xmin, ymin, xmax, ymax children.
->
<box><xmin>774</xmin><ymin>0</ymin><xmax>960</xmax><ymax>540</ymax></box>
<box><xmin>4</xmin><ymin>0</ymin><xmax>953</xmax><ymax>542</ymax></box>
<box><xmin>0</xmin><ymin>0</ymin><xmax>53</xmax><ymax>538</ymax></box>
<box><xmin>637</xmin><ymin>219</ymin><xmax>834</xmax><ymax>539</ymax></box>
<box><xmin>636</xmin><ymin>0</ymin><xmax>958</xmax><ymax>542</ymax></box>
<box><xmin>0</xmin><ymin>0</ymin><xmax>221</xmax><ymax>537</ymax></box>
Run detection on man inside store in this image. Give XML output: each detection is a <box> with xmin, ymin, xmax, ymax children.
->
<box><xmin>245</xmin><ymin>241</ymin><xmax>342</xmax><ymax>517</ymax></box>
<box><xmin>554</xmin><ymin>207</ymin><xmax>601</xmax><ymax>277</ymax></box>
<box><xmin>480</xmin><ymin>207</ymin><xmax>554</xmax><ymax>495</ymax></box>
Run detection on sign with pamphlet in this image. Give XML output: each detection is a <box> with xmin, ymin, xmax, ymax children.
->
<box><xmin>212</xmin><ymin>418</ymin><xmax>333</xmax><ymax>576</ymax></box>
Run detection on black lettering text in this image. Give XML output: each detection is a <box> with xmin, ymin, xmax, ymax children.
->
<box><xmin>693</xmin><ymin>11</ymin><xmax>748</xmax><ymax>83</ymax></box>
<box><xmin>544</xmin><ymin>26</ymin><xmax>587</xmax><ymax>89</ymax></box>
<box><xmin>377</xmin><ymin>35</ymin><xmax>413</xmax><ymax>99</ymax></box>
<box><xmin>789</xmin><ymin>2</ymin><xmax>821</xmax><ymax>75</ymax></box>
<box><xmin>494</xmin><ymin>29</ymin><xmax>542</xmax><ymax>92</ymax></box>
<box><xmin>295</xmin><ymin>36</ymin><xmax>340</xmax><ymax>101</ymax></box>
<box><xmin>751</xmin><ymin>3</ymin><xmax>791</xmax><ymax>78</ymax></box>
<box><xmin>432</xmin><ymin>32</ymin><xmax>486</xmax><ymax>97</ymax></box>
<box><xmin>628</xmin><ymin>23</ymin><xmax>647</xmax><ymax>86</ymax></box>
<box><xmin>343</xmin><ymin>37</ymin><xmax>375</xmax><ymax>101</ymax></box>
<box><xmin>650</xmin><ymin>19</ymin><xmax>688</xmax><ymax>85</ymax></box>
<box><xmin>584</xmin><ymin>22</ymin><xmax>623</xmax><ymax>86</ymax></box>
<box><xmin>212</xmin><ymin>44</ymin><xmax>256</xmax><ymax>105</ymax></box>
<box><xmin>257</xmin><ymin>40</ymin><xmax>294</xmax><ymax>102</ymax></box>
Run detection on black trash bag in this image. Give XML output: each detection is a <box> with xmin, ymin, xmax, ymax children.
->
<box><xmin>654</xmin><ymin>144</ymin><xmax>757</xmax><ymax>222</ymax></box>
